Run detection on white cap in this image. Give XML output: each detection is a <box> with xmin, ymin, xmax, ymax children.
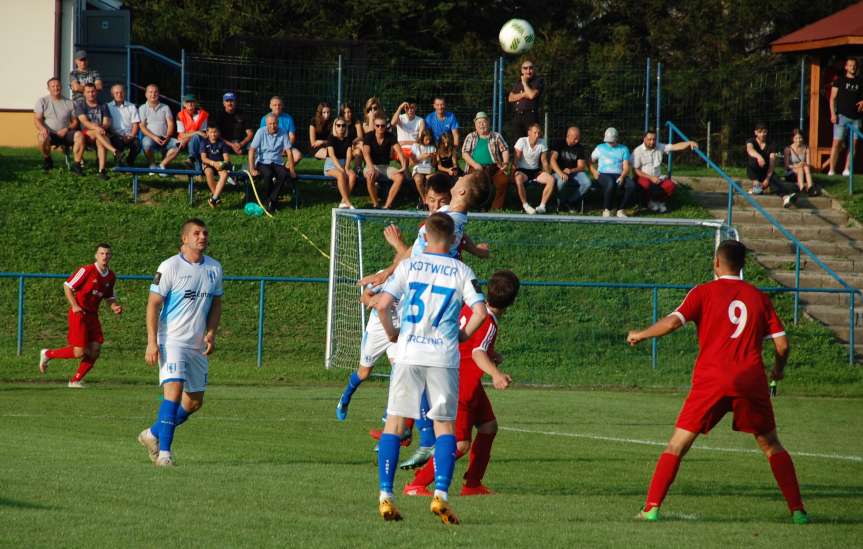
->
<box><xmin>604</xmin><ymin>127</ymin><xmax>619</xmax><ymax>143</ymax></box>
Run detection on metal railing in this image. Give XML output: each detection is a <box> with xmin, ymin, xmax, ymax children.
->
<box><xmin>666</xmin><ymin>120</ymin><xmax>860</xmax><ymax>363</ymax></box>
<box><xmin>126</xmin><ymin>45</ymin><xmax>185</xmax><ymax>107</ymax></box>
<box><xmin>846</xmin><ymin>121</ymin><xmax>863</xmax><ymax>195</ymax></box>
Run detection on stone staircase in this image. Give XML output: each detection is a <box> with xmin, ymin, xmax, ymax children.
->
<box><xmin>678</xmin><ymin>176</ymin><xmax>863</xmax><ymax>361</ymax></box>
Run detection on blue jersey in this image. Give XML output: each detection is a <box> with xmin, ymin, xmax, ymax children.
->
<box><xmin>150</xmin><ymin>253</ymin><xmax>224</xmax><ymax>349</ymax></box>
<box><xmin>383</xmin><ymin>252</ymin><xmax>484</xmax><ymax>368</ymax></box>
<box><xmin>411</xmin><ymin>206</ymin><xmax>467</xmax><ymax>259</ymax></box>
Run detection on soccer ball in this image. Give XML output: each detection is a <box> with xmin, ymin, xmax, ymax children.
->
<box><xmin>499</xmin><ymin>19</ymin><xmax>535</xmax><ymax>54</ymax></box>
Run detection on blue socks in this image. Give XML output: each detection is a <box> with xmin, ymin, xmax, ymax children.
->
<box><xmin>378</xmin><ymin>433</ymin><xmax>401</xmax><ymax>494</ymax></box>
<box><xmin>434</xmin><ymin>434</ymin><xmax>457</xmax><ymax>492</ymax></box>
<box><xmin>417</xmin><ymin>391</ymin><xmax>436</xmax><ymax>447</ymax></box>
<box><xmin>340</xmin><ymin>371</ymin><xmax>363</xmax><ymax>407</ymax></box>
<box><xmin>150</xmin><ymin>402</ymin><xmax>192</xmax><ymax>440</ymax></box>
<box><xmin>157</xmin><ymin>399</ymin><xmax>180</xmax><ymax>452</ymax></box>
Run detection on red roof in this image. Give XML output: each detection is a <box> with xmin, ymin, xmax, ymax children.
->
<box><xmin>772</xmin><ymin>2</ymin><xmax>863</xmax><ymax>52</ymax></box>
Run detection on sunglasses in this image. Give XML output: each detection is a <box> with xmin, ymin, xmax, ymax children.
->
<box><xmin>374</xmin><ymin>124</ymin><xmax>386</xmax><ymax>128</ymax></box>
<box><xmin>522</xmin><ymin>66</ymin><xmax>534</xmax><ymax>71</ymax></box>
<box><xmin>334</xmin><ymin>123</ymin><xmax>346</xmax><ymax>127</ymax></box>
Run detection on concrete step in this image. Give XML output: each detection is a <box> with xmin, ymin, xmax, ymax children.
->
<box><xmin>770</xmin><ymin>270</ymin><xmax>863</xmax><ymax>289</ymax></box>
<box><xmin>733</xmin><ymin>222</ymin><xmax>863</xmax><ymax>243</ymax></box>
<box><xmin>799</xmin><ymin>291</ymin><xmax>863</xmax><ymax>307</ymax></box>
<box><xmin>740</xmin><ymin>237</ymin><xmax>863</xmax><ymax>258</ymax></box>
<box><xmin>804</xmin><ymin>305</ymin><xmax>863</xmax><ymax>326</ymax></box>
<box><xmin>707</xmin><ymin>207</ymin><xmax>850</xmax><ymax>225</ymax></box>
<box><xmin>832</xmin><ymin>326</ymin><xmax>863</xmax><ymax>344</ymax></box>
<box><xmin>754</xmin><ymin>253</ymin><xmax>863</xmax><ymax>274</ymax></box>
<box><xmin>692</xmin><ymin>191</ymin><xmax>837</xmax><ymax>211</ymax></box>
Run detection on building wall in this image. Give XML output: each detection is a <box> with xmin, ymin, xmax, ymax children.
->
<box><xmin>0</xmin><ymin>112</ymin><xmax>38</xmax><ymax>148</ymax></box>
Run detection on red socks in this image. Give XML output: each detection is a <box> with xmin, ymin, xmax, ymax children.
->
<box><xmin>46</xmin><ymin>346</ymin><xmax>77</xmax><ymax>359</ymax></box>
<box><xmin>463</xmin><ymin>432</ymin><xmax>496</xmax><ymax>487</ymax></box>
<box><xmin>644</xmin><ymin>452</ymin><xmax>682</xmax><ymax>510</ymax></box>
<box><xmin>769</xmin><ymin>451</ymin><xmax>804</xmax><ymax>512</ymax></box>
<box><xmin>71</xmin><ymin>357</ymin><xmax>96</xmax><ymax>382</ymax></box>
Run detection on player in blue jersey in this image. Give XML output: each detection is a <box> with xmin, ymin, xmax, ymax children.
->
<box><xmin>374</xmin><ymin>212</ymin><xmax>487</xmax><ymax>524</ymax></box>
<box><xmin>137</xmin><ymin>218</ymin><xmax>224</xmax><ymax>467</ymax></box>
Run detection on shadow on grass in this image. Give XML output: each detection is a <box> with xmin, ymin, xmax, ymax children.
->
<box><xmin>0</xmin><ymin>497</ymin><xmax>59</xmax><ymax>511</ymax></box>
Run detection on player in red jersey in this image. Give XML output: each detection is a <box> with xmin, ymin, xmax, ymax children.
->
<box><xmin>627</xmin><ymin>240</ymin><xmax>807</xmax><ymax>524</ymax></box>
<box><xmin>39</xmin><ymin>243</ymin><xmax>123</xmax><ymax>387</ymax></box>
<box><xmin>403</xmin><ymin>269</ymin><xmax>519</xmax><ymax>496</ymax></box>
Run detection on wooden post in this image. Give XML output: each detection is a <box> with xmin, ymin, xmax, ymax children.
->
<box><xmin>808</xmin><ymin>56</ymin><xmax>821</xmax><ymax>169</ymax></box>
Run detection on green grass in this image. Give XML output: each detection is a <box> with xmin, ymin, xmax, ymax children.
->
<box><xmin>1</xmin><ymin>383</ymin><xmax>861</xmax><ymax>547</ymax></box>
<box><xmin>1</xmin><ymin>147</ymin><xmax>860</xmax><ymax>394</ymax></box>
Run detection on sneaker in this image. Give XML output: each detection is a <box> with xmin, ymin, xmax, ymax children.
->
<box><xmin>749</xmin><ymin>183</ymin><xmax>763</xmax><ymax>195</ymax></box>
<box><xmin>647</xmin><ymin>200</ymin><xmax>660</xmax><ymax>212</ymax></box>
<box><xmin>636</xmin><ymin>506</ymin><xmax>660</xmax><ymax>522</ymax></box>
<box><xmin>98</xmin><ymin>169</ymin><xmax>109</xmax><ymax>180</ymax></box>
<box><xmin>155</xmin><ymin>455</ymin><xmax>175</xmax><ymax>467</ymax></box>
<box><xmin>430</xmin><ymin>496</ymin><xmax>460</xmax><ymax>525</ymax></box>
<box><xmin>809</xmin><ymin>187</ymin><xmax>820</xmax><ymax>197</ymax></box>
<box><xmin>460</xmin><ymin>484</ymin><xmax>495</xmax><ymax>496</ymax></box>
<box><xmin>67</xmin><ymin>380</ymin><xmax>86</xmax><ymax>388</ymax></box>
<box><xmin>842</xmin><ymin>169</ymin><xmax>851</xmax><ymax>177</ymax></box>
<box><xmin>658</xmin><ymin>202</ymin><xmax>668</xmax><ymax>213</ymax></box>
<box><xmin>827</xmin><ymin>170</ymin><xmax>836</xmax><ymax>176</ymax></box>
<box><xmin>336</xmin><ymin>400</ymin><xmax>348</xmax><ymax>421</ymax></box>
<box><xmin>42</xmin><ymin>157</ymin><xmax>54</xmax><ymax>172</ymax></box>
<box><xmin>158</xmin><ymin>164</ymin><xmax>169</xmax><ymax>177</ymax></box>
<box><xmin>71</xmin><ymin>164</ymin><xmax>83</xmax><ymax>176</ymax></box>
<box><xmin>403</xmin><ymin>484</ymin><xmax>434</xmax><ymax>497</ymax></box>
<box><xmin>602</xmin><ymin>209</ymin><xmax>612</xmax><ymax>217</ymax></box>
<box><xmin>792</xmin><ymin>509</ymin><xmax>810</xmax><ymax>525</ymax></box>
<box><xmin>227</xmin><ymin>176</ymin><xmax>237</xmax><ymax>186</ymax></box>
<box><xmin>378</xmin><ymin>497</ymin><xmax>403</xmax><ymax>521</ymax></box>
<box><xmin>399</xmin><ymin>446</ymin><xmax>434</xmax><ymax>470</ymax></box>
<box><xmin>783</xmin><ymin>193</ymin><xmax>797</xmax><ymax>208</ymax></box>
<box><xmin>208</xmin><ymin>197</ymin><xmax>218</xmax><ymax>209</ymax></box>
<box><xmin>522</xmin><ymin>203</ymin><xmax>536</xmax><ymax>215</ymax></box>
<box><xmin>535</xmin><ymin>204</ymin><xmax>546</xmax><ymax>214</ymax></box>
<box><xmin>616</xmin><ymin>209</ymin><xmax>628</xmax><ymax>218</ymax></box>
<box><xmin>148</xmin><ymin>164</ymin><xmax>158</xmax><ymax>176</ymax></box>
<box><xmin>38</xmin><ymin>349</ymin><xmax>50</xmax><ymax>374</ymax></box>
<box><xmin>338</xmin><ymin>202</ymin><xmax>352</xmax><ymax>209</ymax></box>
<box><xmin>137</xmin><ymin>429</ymin><xmax>159</xmax><ymax>463</ymax></box>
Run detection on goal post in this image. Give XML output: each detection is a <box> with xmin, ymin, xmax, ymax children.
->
<box><xmin>325</xmin><ymin>208</ymin><xmax>737</xmax><ymax>375</ymax></box>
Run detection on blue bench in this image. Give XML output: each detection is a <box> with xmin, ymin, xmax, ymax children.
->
<box><xmin>112</xmin><ymin>166</ymin><xmax>336</xmax><ymax>208</ymax></box>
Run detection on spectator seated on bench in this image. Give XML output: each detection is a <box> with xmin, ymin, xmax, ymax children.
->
<box><xmin>247</xmin><ymin>114</ymin><xmax>297</xmax><ymax>214</ymax></box>
<box><xmin>513</xmin><ymin>122</ymin><xmax>555</xmax><ymax>214</ymax></box>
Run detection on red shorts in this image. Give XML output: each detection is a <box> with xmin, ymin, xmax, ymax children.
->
<box><xmin>67</xmin><ymin>310</ymin><xmax>104</xmax><ymax>347</ymax></box>
<box><xmin>675</xmin><ymin>382</ymin><xmax>775</xmax><ymax>435</ymax></box>
<box><xmin>455</xmin><ymin>384</ymin><xmax>496</xmax><ymax>442</ymax></box>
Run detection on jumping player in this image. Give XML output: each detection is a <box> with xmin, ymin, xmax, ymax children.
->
<box><xmin>374</xmin><ymin>213</ymin><xmax>487</xmax><ymax>524</ymax></box>
<box><xmin>404</xmin><ymin>270</ymin><xmax>520</xmax><ymax>497</ymax></box>
<box><xmin>627</xmin><ymin>240</ymin><xmax>808</xmax><ymax>524</ymax></box>
<box><xmin>137</xmin><ymin>218</ymin><xmax>223</xmax><ymax>467</ymax></box>
<box><xmin>39</xmin><ymin>243</ymin><xmax>123</xmax><ymax>387</ymax></box>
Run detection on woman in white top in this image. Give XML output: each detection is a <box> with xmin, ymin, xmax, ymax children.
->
<box><xmin>390</xmin><ymin>101</ymin><xmax>425</xmax><ymax>162</ymax></box>
<box><xmin>784</xmin><ymin>128</ymin><xmax>816</xmax><ymax>196</ymax></box>
<box><xmin>513</xmin><ymin>123</ymin><xmax>555</xmax><ymax>214</ymax></box>
<box><xmin>410</xmin><ymin>128</ymin><xmax>437</xmax><ymax>207</ymax></box>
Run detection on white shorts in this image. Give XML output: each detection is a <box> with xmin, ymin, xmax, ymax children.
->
<box><xmin>158</xmin><ymin>345</ymin><xmax>209</xmax><ymax>393</ymax></box>
<box><xmin>386</xmin><ymin>364</ymin><xmax>458</xmax><ymax>421</ymax></box>
<box><xmin>360</xmin><ymin>309</ymin><xmax>399</xmax><ymax>367</ymax></box>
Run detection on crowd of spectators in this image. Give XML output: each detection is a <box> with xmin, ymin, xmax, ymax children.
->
<box><xmin>37</xmin><ymin>53</ymin><xmax>836</xmax><ymax>214</ymax></box>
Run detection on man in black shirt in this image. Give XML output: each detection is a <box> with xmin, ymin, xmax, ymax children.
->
<box><xmin>214</xmin><ymin>92</ymin><xmax>254</xmax><ymax>155</ymax></box>
<box><xmin>550</xmin><ymin>126</ymin><xmax>592</xmax><ymax>211</ymax></box>
<box><xmin>829</xmin><ymin>58</ymin><xmax>863</xmax><ymax>176</ymax></box>
<box><xmin>361</xmin><ymin>116</ymin><xmax>407</xmax><ymax>209</ymax></box>
<box><xmin>746</xmin><ymin>123</ymin><xmax>796</xmax><ymax>208</ymax></box>
<box><xmin>508</xmin><ymin>60</ymin><xmax>544</xmax><ymax>141</ymax></box>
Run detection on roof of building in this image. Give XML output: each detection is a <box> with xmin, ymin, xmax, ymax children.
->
<box><xmin>771</xmin><ymin>2</ymin><xmax>863</xmax><ymax>53</ymax></box>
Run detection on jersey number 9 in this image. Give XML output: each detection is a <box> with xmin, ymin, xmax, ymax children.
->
<box><xmin>728</xmin><ymin>300</ymin><xmax>748</xmax><ymax>339</ymax></box>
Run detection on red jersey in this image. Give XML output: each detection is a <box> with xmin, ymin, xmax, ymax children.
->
<box><xmin>672</xmin><ymin>276</ymin><xmax>784</xmax><ymax>389</ymax></box>
<box><xmin>458</xmin><ymin>304</ymin><xmax>498</xmax><ymax>397</ymax></box>
<box><xmin>64</xmin><ymin>264</ymin><xmax>115</xmax><ymax>314</ymax></box>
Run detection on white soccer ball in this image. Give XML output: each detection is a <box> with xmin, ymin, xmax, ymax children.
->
<box><xmin>499</xmin><ymin>19</ymin><xmax>535</xmax><ymax>55</ymax></box>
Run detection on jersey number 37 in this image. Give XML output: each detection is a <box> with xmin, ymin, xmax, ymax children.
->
<box><xmin>405</xmin><ymin>282</ymin><xmax>456</xmax><ymax>327</ymax></box>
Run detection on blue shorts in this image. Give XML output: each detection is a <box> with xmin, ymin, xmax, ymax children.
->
<box><xmin>142</xmin><ymin>136</ymin><xmax>179</xmax><ymax>153</ymax></box>
<box><xmin>323</xmin><ymin>158</ymin><xmax>346</xmax><ymax>173</ymax></box>
<box><xmin>834</xmin><ymin>114</ymin><xmax>862</xmax><ymax>141</ymax></box>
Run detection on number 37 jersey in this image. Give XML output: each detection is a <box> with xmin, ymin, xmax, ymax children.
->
<box><xmin>671</xmin><ymin>275</ymin><xmax>784</xmax><ymax>385</ymax></box>
<box><xmin>383</xmin><ymin>252</ymin><xmax>485</xmax><ymax>369</ymax></box>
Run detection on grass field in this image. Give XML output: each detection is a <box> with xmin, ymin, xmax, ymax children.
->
<box><xmin>1</xmin><ymin>383</ymin><xmax>861</xmax><ymax>547</ymax></box>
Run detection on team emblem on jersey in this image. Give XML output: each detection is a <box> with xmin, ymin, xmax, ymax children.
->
<box><xmin>152</xmin><ymin>272</ymin><xmax>162</xmax><ymax>285</ymax></box>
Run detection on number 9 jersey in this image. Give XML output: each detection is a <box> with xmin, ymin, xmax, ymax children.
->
<box><xmin>671</xmin><ymin>275</ymin><xmax>785</xmax><ymax>387</ymax></box>
<box><xmin>382</xmin><ymin>252</ymin><xmax>485</xmax><ymax>369</ymax></box>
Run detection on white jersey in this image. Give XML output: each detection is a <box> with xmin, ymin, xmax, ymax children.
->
<box><xmin>383</xmin><ymin>252</ymin><xmax>484</xmax><ymax>368</ymax></box>
<box><xmin>150</xmin><ymin>253</ymin><xmax>224</xmax><ymax>349</ymax></box>
<box><xmin>410</xmin><ymin>205</ymin><xmax>467</xmax><ymax>259</ymax></box>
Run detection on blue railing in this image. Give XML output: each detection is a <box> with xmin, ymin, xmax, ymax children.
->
<box><xmin>4</xmin><ymin>272</ymin><xmax>857</xmax><ymax>369</ymax></box>
<box><xmin>846</xmin><ymin>121</ymin><xmax>863</xmax><ymax>195</ymax></box>
<box><xmin>666</xmin><ymin>120</ymin><xmax>860</xmax><ymax>363</ymax></box>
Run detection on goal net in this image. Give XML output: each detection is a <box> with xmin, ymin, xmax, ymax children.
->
<box><xmin>326</xmin><ymin>209</ymin><xmax>737</xmax><ymax>383</ymax></box>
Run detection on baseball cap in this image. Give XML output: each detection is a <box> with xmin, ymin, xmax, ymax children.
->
<box><xmin>74</xmin><ymin>50</ymin><xmax>87</xmax><ymax>60</ymax></box>
<box><xmin>182</xmin><ymin>93</ymin><xmax>197</xmax><ymax>102</ymax></box>
<box><xmin>603</xmin><ymin>127</ymin><xmax>619</xmax><ymax>143</ymax></box>
<box><xmin>474</xmin><ymin>111</ymin><xmax>489</xmax><ymax>121</ymax></box>
<box><xmin>222</xmin><ymin>91</ymin><xmax>236</xmax><ymax>101</ymax></box>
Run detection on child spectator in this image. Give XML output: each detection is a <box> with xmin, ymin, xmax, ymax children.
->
<box><xmin>436</xmin><ymin>132</ymin><xmax>462</xmax><ymax>183</ymax></box>
<box><xmin>200</xmin><ymin>126</ymin><xmax>231</xmax><ymax>208</ymax></box>
<box><xmin>309</xmin><ymin>102</ymin><xmax>333</xmax><ymax>160</ymax></box>
<box><xmin>411</xmin><ymin>128</ymin><xmax>437</xmax><ymax>207</ymax></box>
<box><xmin>784</xmin><ymin>128</ymin><xmax>817</xmax><ymax>196</ymax></box>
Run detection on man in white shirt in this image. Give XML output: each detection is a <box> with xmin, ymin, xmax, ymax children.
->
<box><xmin>513</xmin><ymin>123</ymin><xmax>555</xmax><ymax>214</ymax></box>
<box><xmin>106</xmin><ymin>84</ymin><xmax>140</xmax><ymax>166</ymax></box>
<box><xmin>632</xmin><ymin>129</ymin><xmax>698</xmax><ymax>213</ymax></box>
<box><xmin>138</xmin><ymin>218</ymin><xmax>223</xmax><ymax>467</ymax></box>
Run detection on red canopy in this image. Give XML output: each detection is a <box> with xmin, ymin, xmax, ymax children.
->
<box><xmin>771</xmin><ymin>2</ymin><xmax>863</xmax><ymax>52</ymax></box>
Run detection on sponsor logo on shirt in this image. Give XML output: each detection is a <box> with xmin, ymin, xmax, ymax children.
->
<box><xmin>183</xmin><ymin>289</ymin><xmax>217</xmax><ymax>301</ymax></box>
<box><xmin>408</xmin><ymin>334</ymin><xmax>444</xmax><ymax>346</ymax></box>
<box><xmin>409</xmin><ymin>260</ymin><xmax>459</xmax><ymax>277</ymax></box>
